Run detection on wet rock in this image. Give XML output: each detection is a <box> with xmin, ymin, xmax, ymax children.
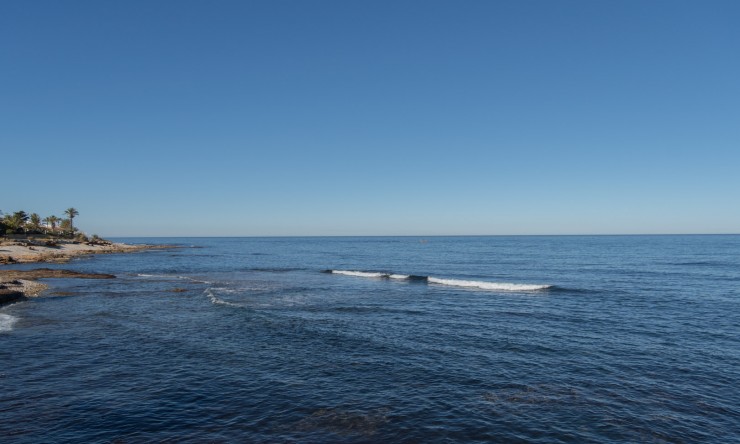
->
<box><xmin>0</xmin><ymin>269</ymin><xmax>116</xmax><ymax>280</ymax></box>
<box><xmin>0</xmin><ymin>289</ymin><xmax>25</xmax><ymax>305</ymax></box>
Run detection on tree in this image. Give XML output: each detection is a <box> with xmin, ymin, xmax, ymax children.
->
<box><xmin>44</xmin><ymin>215</ymin><xmax>60</xmax><ymax>232</ymax></box>
<box><xmin>29</xmin><ymin>213</ymin><xmax>41</xmax><ymax>232</ymax></box>
<box><xmin>5</xmin><ymin>211</ymin><xmax>29</xmax><ymax>232</ymax></box>
<box><xmin>60</xmin><ymin>218</ymin><xmax>72</xmax><ymax>234</ymax></box>
<box><xmin>64</xmin><ymin>208</ymin><xmax>79</xmax><ymax>233</ymax></box>
<box><xmin>14</xmin><ymin>211</ymin><xmax>29</xmax><ymax>225</ymax></box>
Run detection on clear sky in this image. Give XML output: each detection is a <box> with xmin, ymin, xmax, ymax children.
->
<box><xmin>2</xmin><ymin>1</ymin><xmax>739</xmax><ymax>236</ymax></box>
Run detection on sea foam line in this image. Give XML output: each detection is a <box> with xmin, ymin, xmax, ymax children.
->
<box><xmin>427</xmin><ymin>277</ymin><xmax>551</xmax><ymax>291</ymax></box>
<box><xmin>137</xmin><ymin>273</ymin><xmax>192</xmax><ymax>280</ymax></box>
<box><xmin>204</xmin><ymin>288</ymin><xmax>243</xmax><ymax>307</ymax></box>
<box><xmin>328</xmin><ymin>270</ymin><xmax>552</xmax><ymax>292</ymax></box>
<box><xmin>137</xmin><ymin>273</ymin><xmax>211</xmax><ymax>284</ymax></box>
<box><xmin>331</xmin><ymin>270</ymin><xmax>390</xmax><ymax>278</ymax></box>
<box><xmin>330</xmin><ymin>270</ymin><xmax>415</xmax><ymax>280</ymax></box>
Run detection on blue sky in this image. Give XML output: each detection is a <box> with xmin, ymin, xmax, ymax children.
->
<box><xmin>2</xmin><ymin>1</ymin><xmax>738</xmax><ymax>236</ymax></box>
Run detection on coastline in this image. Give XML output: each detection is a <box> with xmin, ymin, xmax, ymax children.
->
<box><xmin>0</xmin><ymin>240</ymin><xmax>166</xmax><ymax>265</ymax></box>
<box><xmin>0</xmin><ymin>241</ymin><xmax>170</xmax><ymax>302</ymax></box>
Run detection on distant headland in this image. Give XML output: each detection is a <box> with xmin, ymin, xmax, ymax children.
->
<box><xmin>0</xmin><ymin>207</ymin><xmax>170</xmax><ymax>304</ymax></box>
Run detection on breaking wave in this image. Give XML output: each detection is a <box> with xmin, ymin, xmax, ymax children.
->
<box><xmin>330</xmin><ymin>270</ymin><xmax>388</xmax><ymax>278</ymax></box>
<box><xmin>427</xmin><ymin>277</ymin><xmax>551</xmax><ymax>291</ymax></box>
<box><xmin>327</xmin><ymin>270</ymin><xmax>552</xmax><ymax>292</ymax></box>
<box><xmin>0</xmin><ymin>313</ymin><xmax>19</xmax><ymax>333</ymax></box>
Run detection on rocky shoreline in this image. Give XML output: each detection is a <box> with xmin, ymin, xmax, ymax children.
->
<box><xmin>0</xmin><ymin>241</ymin><xmax>173</xmax><ymax>302</ymax></box>
<box><xmin>0</xmin><ymin>240</ymin><xmax>169</xmax><ymax>265</ymax></box>
<box><xmin>0</xmin><ymin>269</ymin><xmax>117</xmax><ymax>305</ymax></box>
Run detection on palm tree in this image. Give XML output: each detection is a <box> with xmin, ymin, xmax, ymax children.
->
<box><xmin>29</xmin><ymin>213</ymin><xmax>41</xmax><ymax>232</ymax></box>
<box><xmin>65</xmin><ymin>208</ymin><xmax>79</xmax><ymax>233</ymax></box>
<box><xmin>44</xmin><ymin>215</ymin><xmax>60</xmax><ymax>232</ymax></box>
<box><xmin>41</xmin><ymin>216</ymin><xmax>57</xmax><ymax>234</ymax></box>
<box><xmin>8</xmin><ymin>211</ymin><xmax>29</xmax><ymax>231</ymax></box>
<box><xmin>60</xmin><ymin>218</ymin><xmax>72</xmax><ymax>234</ymax></box>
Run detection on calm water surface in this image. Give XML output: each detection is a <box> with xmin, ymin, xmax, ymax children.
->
<box><xmin>1</xmin><ymin>236</ymin><xmax>739</xmax><ymax>443</ymax></box>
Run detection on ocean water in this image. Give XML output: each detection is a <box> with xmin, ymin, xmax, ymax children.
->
<box><xmin>1</xmin><ymin>235</ymin><xmax>739</xmax><ymax>443</ymax></box>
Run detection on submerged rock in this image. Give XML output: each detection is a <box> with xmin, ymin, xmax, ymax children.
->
<box><xmin>0</xmin><ymin>268</ymin><xmax>116</xmax><ymax>280</ymax></box>
<box><xmin>0</xmin><ymin>269</ymin><xmax>116</xmax><ymax>299</ymax></box>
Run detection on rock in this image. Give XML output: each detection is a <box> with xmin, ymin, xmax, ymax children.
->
<box><xmin>0</xmin><ymin>269</ymin><xmax>116</xmax><ymax>281</ymax></box>
<box><xmin>49</xmin><ymin>291</ymin><xmax>77</xmax><ymax>297</ymax></box>
<box><xmin>0</xmin><ymin>256</ymin><xmax>16</xmax><ymax>264</ymax></box>
<box><xmin>0</xmin><ymin>289</ymin><xmax>25</xmax><ymax>305</ymax></box>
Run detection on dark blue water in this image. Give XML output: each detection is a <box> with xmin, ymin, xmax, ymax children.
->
<box><xmin>2</xmin><ymin>236</ymin><xmax>739</xmax><ymax>443</ymax></box>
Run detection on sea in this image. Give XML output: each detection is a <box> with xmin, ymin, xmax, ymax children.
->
<box><xmin>1</xmin><ymin>235</ymin><xmax>739</xmax><ymax>443</ymax></box>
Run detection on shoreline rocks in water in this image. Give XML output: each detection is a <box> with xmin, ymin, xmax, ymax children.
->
<box><xmin>0</xmin><ymin>278</ymin><xmax>50</xmax><ymax>304</ymax></box>
<box><xmin>0</xmin><ymin>288</ymin><xmax>26</xmax><ymax>305</ymax></box>
<box><xmin>0</xmin><ymin>268</ymin><xmax>117</xmax><ymax>281</ymax></box>
<box><xmin>0</xmin><ymin>240</ymin><xmax>176</xmax><ymax>303</ymax></box>
<box><xmin>0</xmin><ymin>269</ymin><xmax>118</xmax><ymax>303</ymax></box>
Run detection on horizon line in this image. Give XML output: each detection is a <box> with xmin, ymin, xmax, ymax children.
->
<box><xmin>106</xmin><ymin>233</ymin><xmax>740</xmax><ymax>238</ymax></box>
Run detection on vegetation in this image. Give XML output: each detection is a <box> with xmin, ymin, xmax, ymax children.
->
<box><xmin>1</xmin><ymin>207</ymin><xmax>89</xmax><ymax>239</ymax></box>
<box><xmin>65</xmin><ymin>207</ymin><xmax>79</xmax><ymax>233</ymax></box>
<box><xmin>4</xmin><ymin>211</ymin><xmax>29</xmax><ymax>233</ymax></box>
<box><xmin>29</xmin><ymin>213</ymin><xmax>41</xmax><ymax>231</ymax></box>
<box><xmin>59</xmin><ymin>219</ymin><xmax>73</xmax><ymax>233</ymax></box>
<box><xmin>42</xmin><ymin>215</ymin><xmax>60</xmax><ymax>231</ymax></box>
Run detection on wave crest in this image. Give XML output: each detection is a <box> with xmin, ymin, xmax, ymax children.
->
<box><xmin>427</xmin><ymin>277</ymin><xmax>551</xmax><ymax>291</ymax></box>
<box><xmin>331</xmin><ymin>270</ymin><xmax>388</xmax><ymax>278</ymax></box>
<box><xmin>328</xmin><ymin>270</ymin><xmax>552</xmax><ymax>292</ymax></box>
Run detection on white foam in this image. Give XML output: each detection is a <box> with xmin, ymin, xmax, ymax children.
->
<box><xmin>388</xmin><ymin>274</ymin><xmax>410</xmax><ymax>280</ymax></box>
<box><xmin>137</xmin><ymin>273</ymin><xmax>204</xmax><ymax>283</ymax></box>
<box><xmin>204</xmin><ymin>288</ymin><xmax>242</xmax><ymax>307</ymax></box>
<box><xmin>137</xmin><ymin>273</ymin><xmax>182</xmax><ymax>279</ymax></box>
<box><xmin>329</xmin><ymin>269</ymin><xmax>552</xmax><ymax>292</ymax></box>
<box><xmin>332</xmin><ymin>270</ymin><xmax>387</xmax><ymax>278</ymax></box>
<box><xmin>213</xmin><ymin>287</ymin><xmax>240</xmax><ymax>294</ymax></box>
<box><xmin>0</xmin><ymin>313</ymin><xmax>18</xmax><ymax>333</ymax></box>
<box><xmin>138</xmin><ymin>273</ymin><xmax>188</xmax><ymax>279</ymax></box>
<box><xmin>427</xmin><ymin>277</ymin><xmax>551</xmax><ymax>292</ymax></box>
